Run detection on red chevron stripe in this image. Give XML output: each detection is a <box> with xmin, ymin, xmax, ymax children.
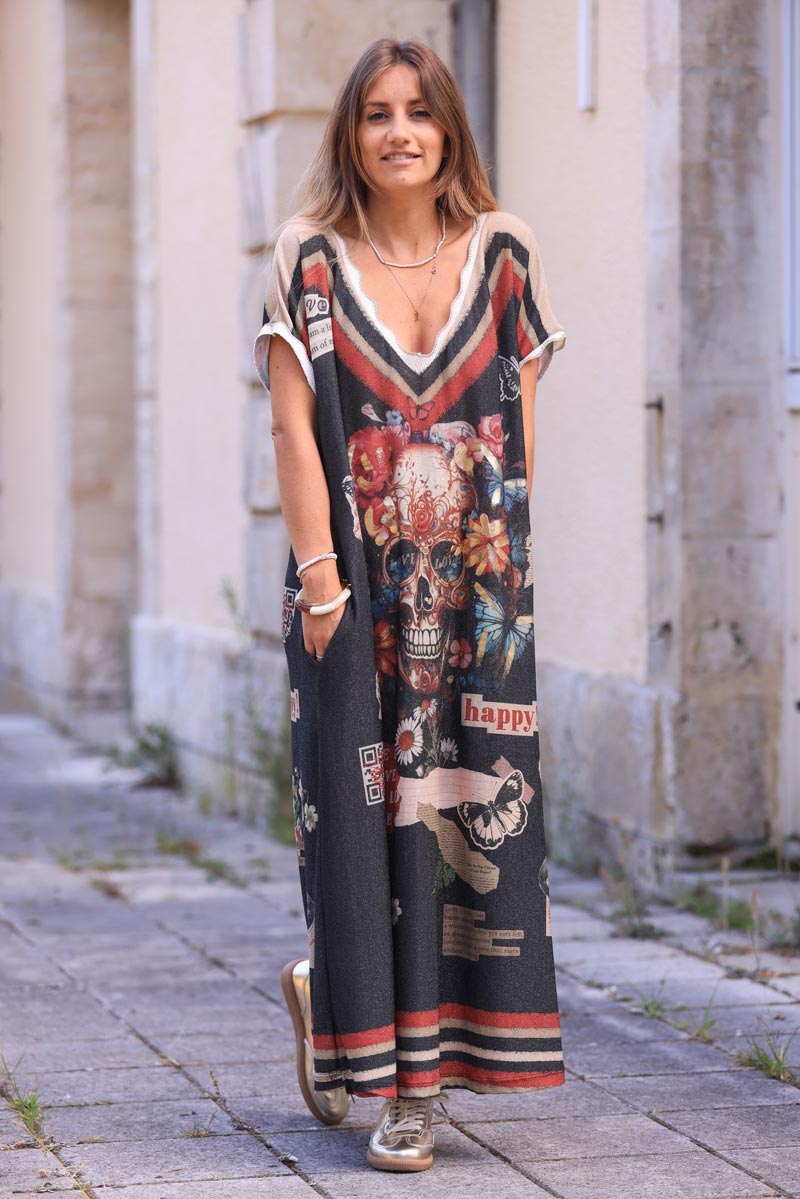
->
<box><xmin>330</xmin><ymin>310</ymin><xmax>504</xmax><ymax>433</ymax></box>
<box><xmin>412</xmin><ymin>325</ymin><xmax>499</xmax><ymax>432</ymax></box>
<box><xmin>331</xmin><ymin>316</ymin><xmax>411</xmax><ymax>410</ymax></box>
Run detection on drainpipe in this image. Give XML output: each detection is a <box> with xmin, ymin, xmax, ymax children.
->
<box><xmin>452</xmin><ymin>0</ymin><xmax>497</xmax><ymax>194</ymax></box>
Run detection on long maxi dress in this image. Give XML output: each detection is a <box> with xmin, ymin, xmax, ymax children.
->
<box><xmin>253</xmin><ymin>209</ymin><xmax>567</xmax><ymax>1100</ymax></box>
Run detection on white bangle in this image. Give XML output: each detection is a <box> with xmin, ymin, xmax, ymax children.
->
<box><xmin>296</xmin><ymin>585</ymin><xmax>351</xmax><ymax>616</ymax></box>
<box><xmin>297</xmin><ymin>550</ymin><xmax>337</xmax><ymax>577</ymax></box>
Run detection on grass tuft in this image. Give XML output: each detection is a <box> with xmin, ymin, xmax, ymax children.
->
<box><xmin>731</xmin><ymin>1015</ymin><xmax>800</xmax><ymax>1084</ymax></box>
<box><xmin>102</xmin><ymin>722</ymin><xmax>182</xmax><ymax>789</ymax></box>
<box><xmin>89</xmin><ymin>876</ymin><xmax>127</xmax><ymax>901</ymax></box>
<box><xmin>0</xmin><ymin>1047</ymin><xmax>43</xmax><ymax>1137</ymax></box>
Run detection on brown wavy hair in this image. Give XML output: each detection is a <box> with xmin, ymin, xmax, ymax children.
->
<box><xmin>283</xmin><ymin>37</ymin><xmax>498</xmax><ymax>245</ymax></box>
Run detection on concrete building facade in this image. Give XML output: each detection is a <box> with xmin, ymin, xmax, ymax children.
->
<box><xmin>0</xmin><ymin>0</ymin><xmax>797</xmax><ymax>887</ymax></box>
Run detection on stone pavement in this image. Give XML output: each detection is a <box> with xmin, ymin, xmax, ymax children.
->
<box><xmin>0</xmin><ymin>712</ymin><xmax>799</xmax><ymax>1198</ymax></box>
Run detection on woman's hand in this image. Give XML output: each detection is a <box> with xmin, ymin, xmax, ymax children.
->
<box><xmin>297</xmin><ymin>556</ymin><xmax>348</xmax><ymax>660</ymax></box>
<box><xmin>302</xmin><ymin>599</ymin><xmax>347</xmax><ymax>660</ymax></box>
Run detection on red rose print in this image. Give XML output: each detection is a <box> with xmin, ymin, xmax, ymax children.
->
<box><xmin>348</xmin><ymin>426</ymin><xmax>394</xmax><ymax>500</ymax></box>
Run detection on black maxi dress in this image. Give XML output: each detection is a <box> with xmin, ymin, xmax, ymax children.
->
<box><xmin>254</xmin><ymin>208</ymin><xmax>567</xmax><ymax>1100</ymax></box>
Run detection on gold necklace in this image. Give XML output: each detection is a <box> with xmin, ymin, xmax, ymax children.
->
<box><xmin>384</xmin><ymin>259</ymin><xmax>437</xmax><ymax>323</ymax></box>
<box><xmin>369</xmin><ymin>215</ymin><xmax>446</xmax><ymax>323</ymax></box>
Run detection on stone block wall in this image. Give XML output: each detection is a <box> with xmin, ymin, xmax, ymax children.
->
<box><xmin>0</xmin><ymin>0</ymin><xmax>135</xmax><ymax>741</ymax></box>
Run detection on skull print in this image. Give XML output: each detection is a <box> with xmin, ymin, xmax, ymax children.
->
<box><xmin>381</xmin><ymin>443</ymin><xmax>477</xmax><ymax>692</ymax></box>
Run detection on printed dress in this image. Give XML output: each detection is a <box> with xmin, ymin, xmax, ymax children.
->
<box><xmin>253</xmin><ymin>209</ymin><xmax>567</xmax><ymax>1100</ymax></box>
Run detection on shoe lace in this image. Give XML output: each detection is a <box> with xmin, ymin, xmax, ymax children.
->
<box><xmin>384</xmin><ymin>1094</ymin><xmax>449</xmax><ymax>1137</ymax></box>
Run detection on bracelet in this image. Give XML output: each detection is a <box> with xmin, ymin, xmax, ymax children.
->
<box><xmin>297</xmin><ymin>550</ymin><xmax>337</xmax><ymax>577</ymax></box>
<box><xmin>295</xmin><ymin>584</ymin><xmax>351</xmax><ymax>616</ymax></box>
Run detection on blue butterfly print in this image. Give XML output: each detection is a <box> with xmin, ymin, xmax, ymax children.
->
<box><xmin>481</xmin><ymin>453</ymin><xmax>527</xmax><ymax>511</ymax></box>
<box><xmin>508</xmin><ymin>522</ymin><xmax>530</xmax><ymax>573</ymax></box>
<box><xmin>502</xmin><ymin>476</ymin><xmax>528</xmax><ymax>515</ymax></box>
<box><xmin>473</xmin><ymin>581</ymin><xmax>533</xmax><ymax>676</ymax></box>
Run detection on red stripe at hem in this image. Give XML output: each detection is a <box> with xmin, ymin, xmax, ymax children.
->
<box><xmin>396</xmin><ymin>1004</ymin><xmax>561</xmax><ymax>1030</ymax></box>
<box><xmin>313</xmin><ymin>1004</ymin><xmax>561</xmax><ymax>1054</ymax></box>
<box><xmin>312</xmin><ymin>1022</ymin><xmax>395</xmax><ymax>1051</ymax></box>
<box><xmin>398</xmin><ymin>1063</ymin><xmax>566</xmax><ymax>1087</ymax></box>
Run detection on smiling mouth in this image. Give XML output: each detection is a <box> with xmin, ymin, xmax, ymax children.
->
<box><xmin>382</xmin><ymin>153</ymin><xmax>420</xmax><ymax>161</ymax></box>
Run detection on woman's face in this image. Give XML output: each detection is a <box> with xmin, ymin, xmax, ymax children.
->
<box><xmin>357</xmin><ymin>64</ymin><xmax>448</xmax><ymax>198</ymax></box>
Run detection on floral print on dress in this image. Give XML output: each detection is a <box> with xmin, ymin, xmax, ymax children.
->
<box><xmin>347</xmin><ymin>406</ymin><xmax>533</xmax><ymax>764</ymax></box>
<box><xmin>292</xmin><ymin>766</ymin><xmax>317</xmax><ymax>845</ymax></box>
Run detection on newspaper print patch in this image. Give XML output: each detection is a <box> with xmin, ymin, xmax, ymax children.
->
<box><xmin>305</xmin><ymin>293</ymin><xmax>333</xmax><ymax>361</ymax></box>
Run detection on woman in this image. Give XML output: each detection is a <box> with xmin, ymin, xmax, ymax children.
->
<box><xmin>254</xmin><ymin>36</ymin><xmax>567</xmax><ymax>1174</ymax></box>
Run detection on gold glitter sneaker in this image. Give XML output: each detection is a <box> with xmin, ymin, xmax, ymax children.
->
<box><xmin>280</xmin><ymin>957</ymin><xmax>351</xmax><ymax>1126</ymax></box>
<box><xmin>366</xmin><ymin>1095</ymin><xmax>449</xmax><ymax>1172</ymax></box>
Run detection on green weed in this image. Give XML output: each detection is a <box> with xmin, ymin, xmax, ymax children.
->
<box><xmin>156</xmin><ymin>830</ymin><xmax>203</xmax><ymax>860</ymax></box>
<box><xmin>762</xmin><ymin>903</ymin><xmax>800</xmax><ymax>951</ymax></box>
<box><xmin>194</xmin><ymin>857</ymin><xmax>247</xmax><ymax>888</ymax></box>
<box><xmin>0</xmin><ymin>1047</ymin><xmax>43</xmax><ymax>1137</ymax></box>
<box><xmin>673</xmin><ymin>981</ymin><xmax>724</xmax><ymax>1043</ymax></box>
<box><xmin>89</xmin><ymin>876</ymin><xmax>127</xmax><ymax>901</ymax></box>
<box><xmin>732</xmin><ymin>1015</ymin><xmax>800</xmax><ymax>1084</ymax></box>
<box><xmin>625</xmin><ymin>977</ymin><xmax>670</xmax><ymax>1018</ymax></box>
<box><xmin>154</xmin><ymin>831</ymin><xmax>245</xmax><ymax>888</ymax></box>
<box><xmin>103</xmin><ymin>721</ymin><xmax>181</xmax><ymax>789</ymax></box>
<box><xmin>184</xmin><ymin>1109</ymin><xmax>219</xmax><ymax>1137</ymax></box>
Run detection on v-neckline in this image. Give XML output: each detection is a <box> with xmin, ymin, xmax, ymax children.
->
<box><xmin>330</xmin><ymin>212</ymin><xmax>488</xmax><ymax>372</ymax></box>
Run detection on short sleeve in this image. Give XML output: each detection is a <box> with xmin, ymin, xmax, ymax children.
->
<box><xmin>253</xmin><ymin>228</ymin><xmax>316</xmax><ymax>394</ymax></box>
<box><xmin>514</xmin><ymin>220</ymin><xmax>567</xmax><ymax>382</ymax></box>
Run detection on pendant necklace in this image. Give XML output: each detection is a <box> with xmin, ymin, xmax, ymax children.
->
<box><xmin>367</xmin><ymin>213</ymin><xmax>447</xmax><ymax>323</ymax></box>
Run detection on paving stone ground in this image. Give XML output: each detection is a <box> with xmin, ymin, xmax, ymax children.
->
<box><xmin>1</xmin><ymin>712</ymin><xmax>799</xmax><ymax>1198</ymax></box>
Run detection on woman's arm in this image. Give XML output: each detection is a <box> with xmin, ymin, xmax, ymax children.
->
<box><xmin>268</xmin><ymin>333</ymin><xmax>347</xmax><ymax>658</ymax></box>
<box><xmin>519</xmin><ymin>357</ymin><xmax>539</xmax><ymax>494</ymax></box>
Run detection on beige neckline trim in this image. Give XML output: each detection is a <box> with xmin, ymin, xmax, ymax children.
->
<box><xmin>330</xmin><ymin>212</ymin><xmax>489</xmax><ymax>370</ymax></box>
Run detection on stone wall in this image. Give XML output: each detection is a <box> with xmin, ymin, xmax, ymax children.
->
<box><xmin>668</xmin><ymin>3</ymin><xmax>781</xmax><ymax>853</ymax></box>
<box><xmin>0</xmin><ymin>0</ymin><xmax>135</xmax><ymax>740</ymax></box>
<box><xmin>511</xmin><ymin>0</ymin><xmax>785</xmax><ymax>888</ymax></box>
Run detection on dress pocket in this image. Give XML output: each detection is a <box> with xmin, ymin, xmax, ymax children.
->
<box><xmin>300</xmin><ymin>599</ymin><xmax>353</xmax><ymax>668</ymax></box>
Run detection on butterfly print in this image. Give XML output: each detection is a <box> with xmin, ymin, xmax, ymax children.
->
<box><xmin>457</xmin><ymin>768</ymin><xmax>528</xmax><ymax>850</ymax></box>
<box><xmin>473</xmin><ymin>580</ymin><xmax>534</xmax><ymax>675</ymax></box>
<box><xmin>498</xmin><ymin>354</ymin><xmax>522</xmax><ymax>402</ymax></box>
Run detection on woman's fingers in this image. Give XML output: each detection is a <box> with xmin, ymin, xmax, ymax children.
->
<box><xmin>302</xmin><ymin>602</ymin><xmax>347</xmax><ymax>659</ymax></box>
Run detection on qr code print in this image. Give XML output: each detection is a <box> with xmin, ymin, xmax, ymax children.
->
<box><xmin>282</xmin><ymin>587</ymin><xmax>297</xmax><ymax>642</ymax></box>
<box><xmin>358</xmin><ymin>742</ymin><xmax>385</xmax><ymax>806</ymax></box>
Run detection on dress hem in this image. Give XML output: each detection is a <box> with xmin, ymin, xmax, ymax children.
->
<box><xmin>347</xmin><ymin>1071</ymin><xmax>567</xmax><ymax>1100</ymax></box>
